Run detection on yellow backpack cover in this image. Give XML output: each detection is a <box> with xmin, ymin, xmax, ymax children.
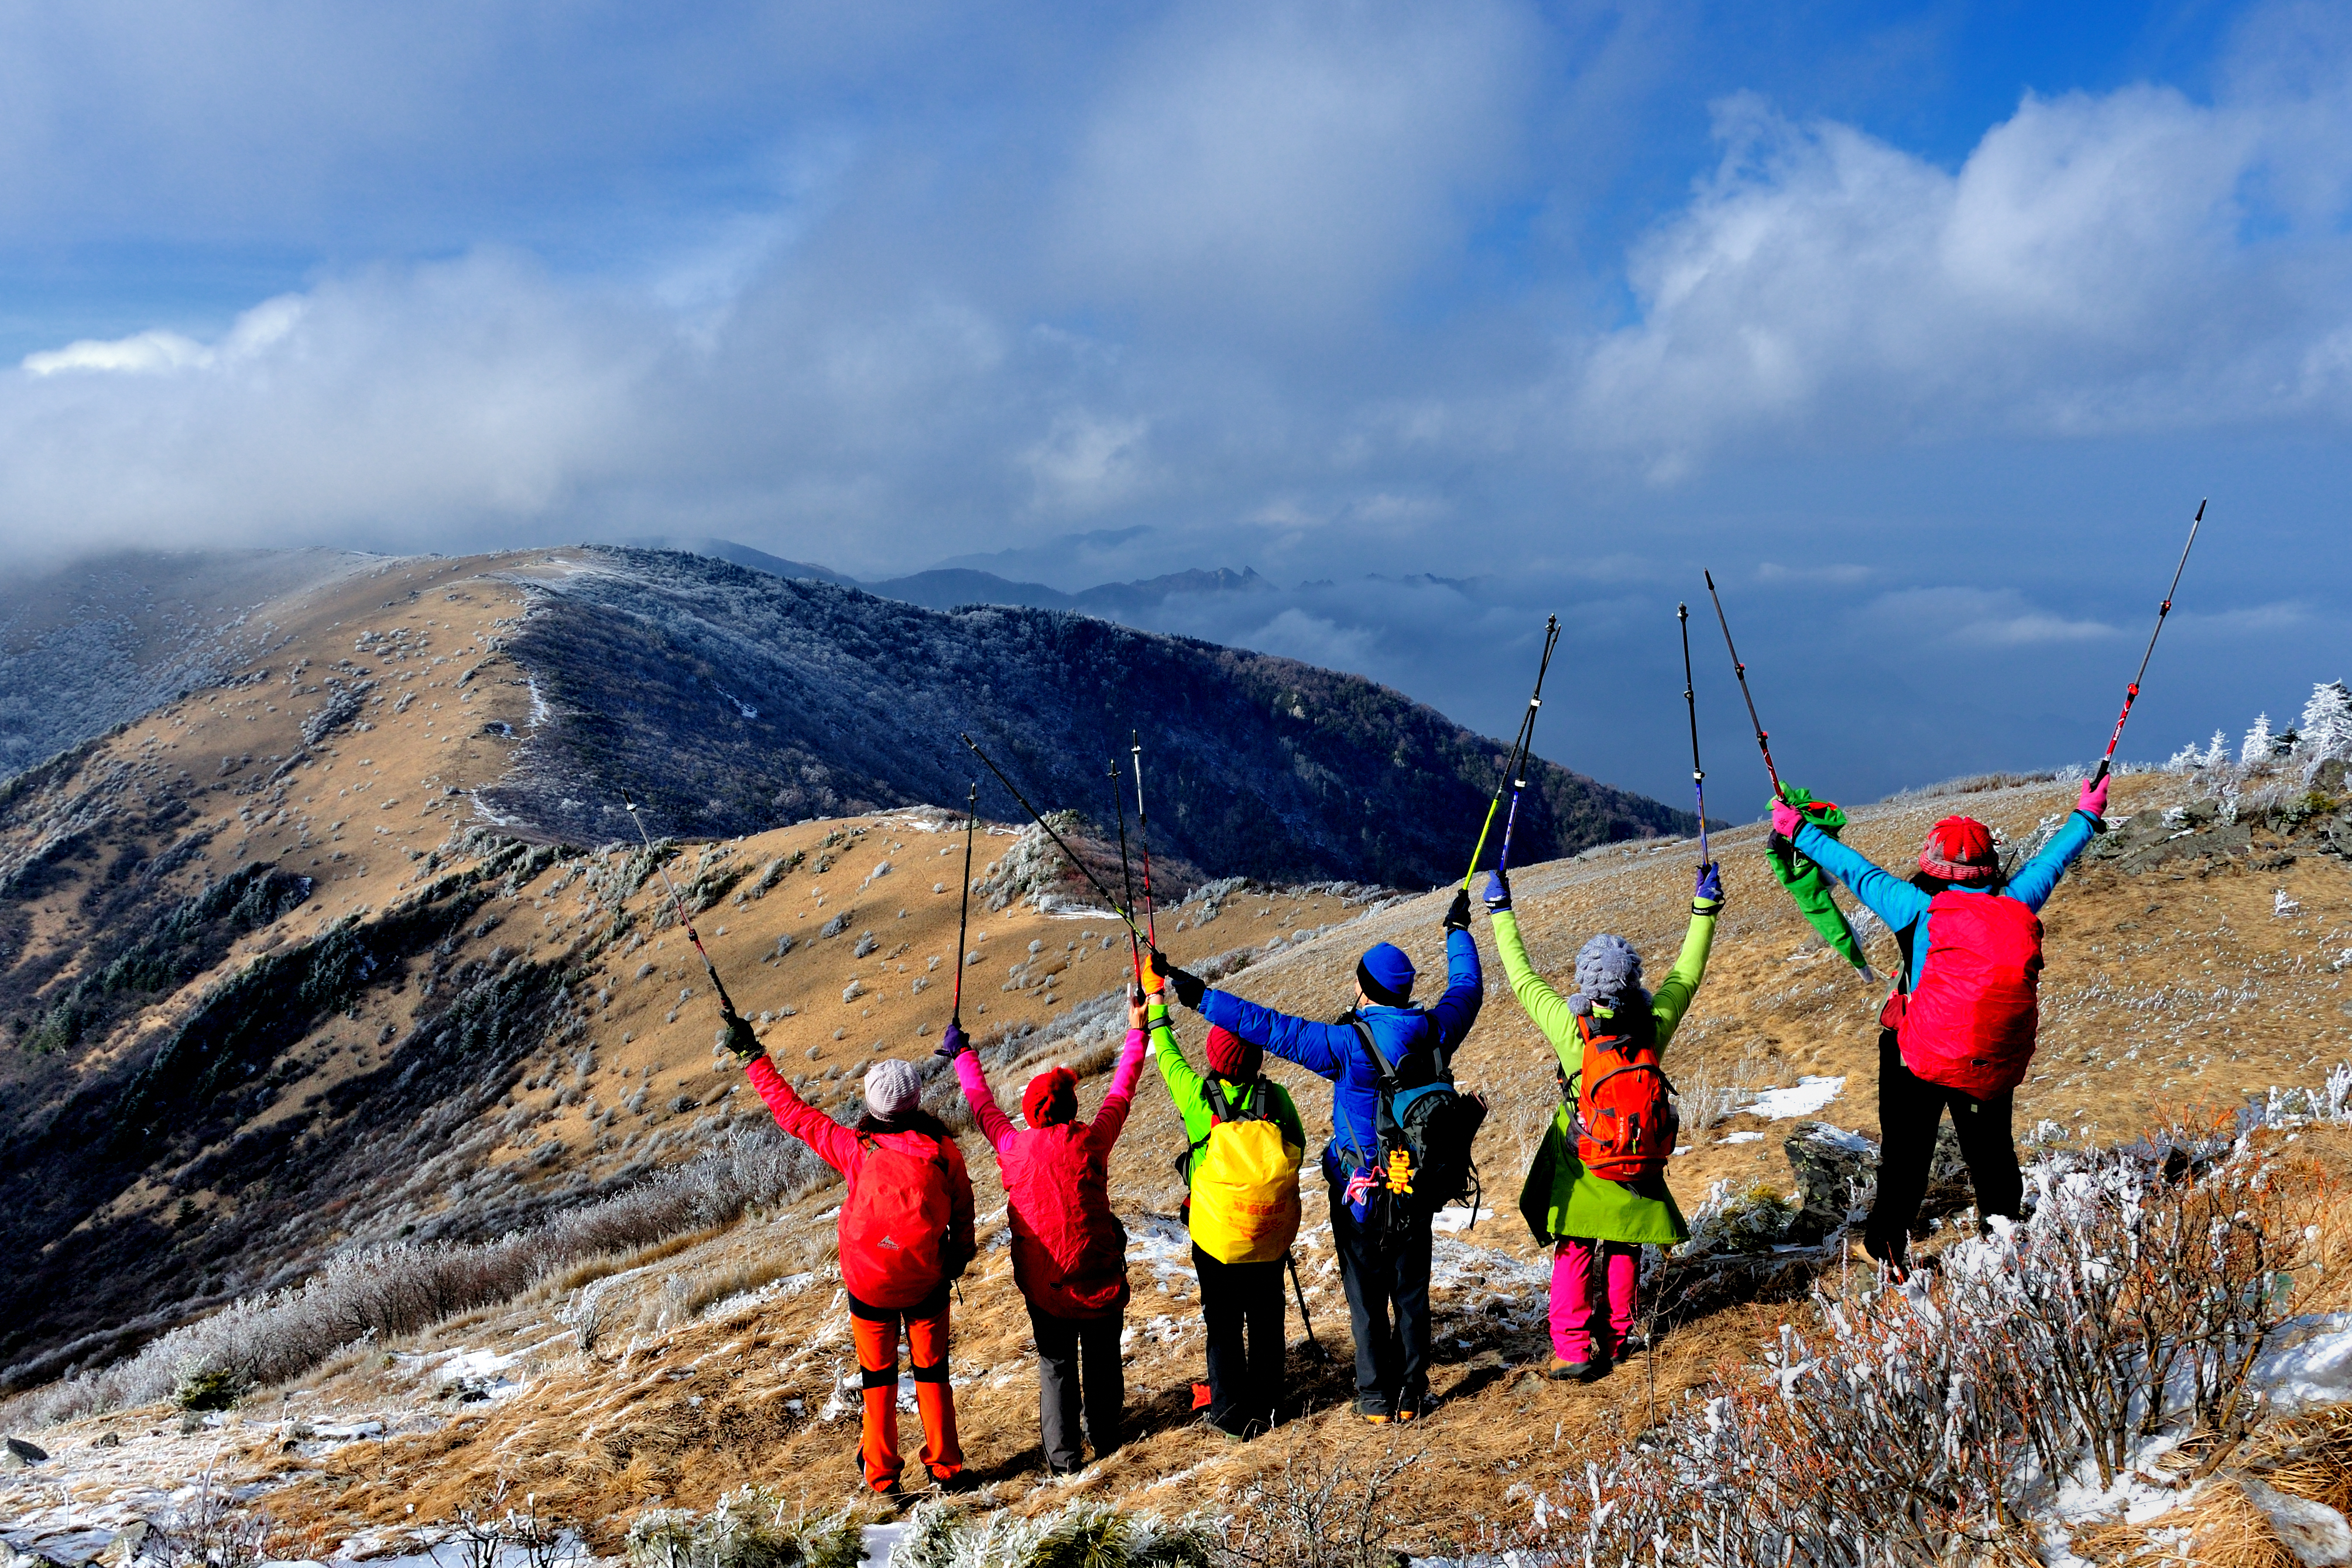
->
<box><xmin>1189</xmin><ymin>1079</ymin><xmax>1304</xmax><ymax>1264</ymax></box>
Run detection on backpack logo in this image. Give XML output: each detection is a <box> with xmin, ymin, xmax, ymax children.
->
<box><xmin>1573</xmin><ymin>1010</ymin><xmax>1676</xmax><ymax>1182</ymax></box>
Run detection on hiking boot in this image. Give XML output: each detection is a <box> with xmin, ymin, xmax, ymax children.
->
<box><xmin>1549</xmin><ymin>1354</ymin><xmax>1610</xmax><ymax>1382</ymax></box>
<box><xmin>1360</xmin><ymin>1410</ymin><xmax>1393</xmax><ymax>1425</ymax></box>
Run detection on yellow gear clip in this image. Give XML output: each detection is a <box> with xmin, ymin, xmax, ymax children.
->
<box><xmin>1384</xmin><ymin>1148</ymin><xmax>1415</xmax><ymax>1196</ymax></box>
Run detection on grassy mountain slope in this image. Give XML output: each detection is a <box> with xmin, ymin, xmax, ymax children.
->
<box><xmin>4</xmin><ymin>767</ymin><xmax>2346</xmax><ymax>1561</ymax></box>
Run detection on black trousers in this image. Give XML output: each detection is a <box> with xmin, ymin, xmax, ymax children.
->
<box><xmin>1192</xmin><ymin>1245</ymin><xmax>1285</xmax><ymax>1435</ymax></box>
<box><xmin>1028</xmin><ymin>1306</ymin><xmax>1124</xmax><ymax>1471</ymax></box>
<box><xmin>1866</xmin><ymin>1031</ymin><xmax>2023</xmax><ymax>1262</ymax></box>
<box><xmin>1328</xmin><ymin>1192</ymin><xmax>1434</xmax><ymax>1416</ymax></box>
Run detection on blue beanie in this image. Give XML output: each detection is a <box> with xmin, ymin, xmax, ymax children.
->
<box><xmin>1357</xmin><ymin>942</ymin><xmax>1416</xmax><ymax>1007</ymax></box>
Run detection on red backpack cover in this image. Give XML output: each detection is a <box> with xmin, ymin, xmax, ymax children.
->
<box><xmin>1887</xmin><ymin>890</ymin><xmax>2043</xmax><ymax>1099</ymax></box>
<box><xmin>838</xmin><ymin>1134</ymin><xmax>955</xmax><ymax>1309</ymax></box>
<box><xmin>1573</xmin><ymin>1010</ymin><xmax>1676</xmax><ymax>1182</ymax></box>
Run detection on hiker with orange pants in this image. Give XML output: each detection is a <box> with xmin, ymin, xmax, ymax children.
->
<box><xmin>732</xmin><ymin>1028</ymin><xmax>975</xmax><ymax>1498</ymax></box>
<box><xmin>1770</xmin><ymin>776</ymin><xmax>2107</xmax><ymax>1272</ymax></box>
<box><xmin>1484</xmin><ymin>863</ymin><xmax>1723</xmax><ymax>1381</ymax></box>
<box><xmin>936</xmin><ymin>990</ymin><xmax>1150</xmax><ymax>1476</ymax></box>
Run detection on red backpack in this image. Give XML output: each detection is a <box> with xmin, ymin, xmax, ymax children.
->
<box><xmin>838</xmin><ymin>1134</ymin><xmax>955</xmax><ymax>1309</ymax></box>
<box><xmin>1573</xmin><ymin>1009</ymin><xmax>1677</xmax><ymax>1182</ymax></box>
<box><xmin>1882</xmin><ymin>890</ymin><xmax>2042</xmax><ymax>1099</ymax></box>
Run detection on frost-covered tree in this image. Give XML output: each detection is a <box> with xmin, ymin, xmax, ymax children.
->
<box><xmin>2202</xmin><ymin>729</ymin><xmax>2230</xmax><ymax>769</ymax></box>
<box><xmin>2241</xmin><ymin>713</ymin><xmax>2273</xmax><ymax>767</ymax></box>
<box><xmin>2297</xmin><ymin>681</ymin><xmax>2352</xmax><ymax>776</ymax></box>
<box><xmin>2165</xmin><ymin>739</ymin><xmax>2203</xmax><ymax>771</ymax></box>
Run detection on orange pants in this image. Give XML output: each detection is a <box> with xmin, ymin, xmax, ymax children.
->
<box><xmin>851</xmin><ymin>1300</ymin><xmax>961</xmax><ymax>1491</ymax></box>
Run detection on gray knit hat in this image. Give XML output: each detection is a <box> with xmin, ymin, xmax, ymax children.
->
<box><xmin>864</xmin><ymin>1057</ymin><xmax>923</xmax><ymax>1120</ymax></box>
<box><xmin>1573</xmin><ymin>934</ymin><xmax>1644</xmax><ymax>1009</ymax></box>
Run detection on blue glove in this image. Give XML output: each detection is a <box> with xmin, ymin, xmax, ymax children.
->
<box><xmin>1693</xmin><ymin>862</ymin><xmax>1725</xmax><ymax>915</ymax></box>
<box><xmin>1482</xmin><ymin>870</ymin><xmax>1511</xmax><ymax>912</ymax></box>
<box><xmin>935</xmin><ymin>1023</ymin><xmax>971</xmax><ymax>1061</ymax></box>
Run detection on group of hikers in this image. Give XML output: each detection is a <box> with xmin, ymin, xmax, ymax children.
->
<box><xmin>719</xmin><ymin>771</ymin><xmax>2113</xmax><ymax>1498</ymax></box>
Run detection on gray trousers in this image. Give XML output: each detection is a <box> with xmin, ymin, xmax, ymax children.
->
<box><xmin>1028</xmin><ymin>1306</ymin><xmax>1124</xmax><ymax>1471</ymax></box>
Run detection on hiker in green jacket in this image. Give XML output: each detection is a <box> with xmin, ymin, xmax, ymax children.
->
<box><xmin>1148</xmin><ymin>992</ymin><xmax>1306</xmax><ymax>1438</ymax></box>
<box><xmin>1484</xmin><ymin>862</ymin><xmax>1723</xmax><ymax>1381</ymax></box>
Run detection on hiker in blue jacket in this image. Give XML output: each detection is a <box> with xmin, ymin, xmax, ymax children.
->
<box><xmin>1154</xmin><ymin>888</ymin><xmax>1483</xmax><ymax>1423</ymax></box>
<box><xmin>1772</xmin><ymin>776</ymin><xmax>2106</xmax><ymax>1271</ymax></box>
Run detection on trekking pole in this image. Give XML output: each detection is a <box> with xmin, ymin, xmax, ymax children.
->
<box><xmin>1497</xmin><ymin>617</ymin><xmax>1564</xmax><ymax>874</ymax></box>
<box><xmin>1109</xmin><ymin>756</ymin><xmax>1145</xmax><ymax>988</ymax></box>
<box><xmin>960</xmin><ymin>734</ymin><xmax>1148</xmax><ymax>945</ymax></box>
<box><xmin>1462</xmin><ymin>615</ymin><xmax>1560</xmax><ymax>893</ymax></box>
<box><xmin>1703</xmin><ymin>571</ymin><xmax>1787</xmax><ymax>803</ymax></box>
<box><xmin>950</xmin><ymin>781</ymin><xmax>976</xmax><ymax>1028</ymax></box>
<box><xmin>1285</xmin><ymin>1252</ymin><xmax>1324</xmax><ymax>1358</ymax></box>
<box><xmin>1678</xmin><ymin>603</ymin><xmax>1710</xmax><ymax>869</ymax></box>
<box><xmin>2093</xmin><ymin>499</ymin><xmax>2206</xmax><ymax>784</ymax></box>
<box><xmin>621</xmin><ymin>794</ymin><xmax>742</xmax><ymax>1021</ymax></box>
<box><xmin>1130</xmin><ymin>730</ymin><xmax>1158</xmax><ymax>948</ymax></box>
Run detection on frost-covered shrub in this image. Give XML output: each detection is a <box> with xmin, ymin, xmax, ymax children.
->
<box><xmin>894</xmin><ymin>1499</ymin><xmax>1213</xmax><ymax>1568</ymax></box>
<box><xmin>1499</xmin><ymin>1130</ymin><xmax>2309</xmax><ymax>1565</ymax></box>
<box><xmin>623</xmin><ymin>1489</ymin><xmax>860</xmax><ymax>1568</ymax></box>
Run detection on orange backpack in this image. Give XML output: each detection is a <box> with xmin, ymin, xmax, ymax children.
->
<box><xmin>1573</xmin><ymin>1008</ymin><xmax>1677</xmax><ymax>1182</ymax></box>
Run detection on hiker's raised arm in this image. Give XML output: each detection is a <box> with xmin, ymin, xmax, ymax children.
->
<box><xmin>1652</xmin><ymin>865</ymin><xmax>1724</xmax><ymax>1042</ymax></box>
<box><xmin>745</xmin><ymin>1055</ymin><xmax>859</xmax><ymax>1174</ymax></box>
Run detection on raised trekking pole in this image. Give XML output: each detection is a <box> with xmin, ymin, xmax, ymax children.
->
<box><xmin>1703</xmin><ymin>570</ymin><xmax>1787</xmax><ymax>802</ymax></box>
<box><xmin>1130</xmin><ymin>730</ymin><xmax>1159</xmax><ymax>948</ymax></box>
<box><xmin>1678</xmin><ymin>602</ymin><xmax>1711</xmax><ymax>870</ymax></box>
<box><xmin>961</xmin><ymin>734</ymin><xmax>1148</xmax><ymax>946</ymax></box>
<box><xmin>1462</xmin><ymin>615</ymin><xmax>1561</xmax><ymax>892</ymax></box>
<box><xmin>1109</xmin><ymin>756</ymin><xmax>1146</xmax><ymax>987</ymax></box>
<box><xmin>622</xmin><ymin>793</ymin><xmax>743</xmax><ymax>1021</ymax></box>
<box><xmin>1497</xmin><ymin>617</ymin><xmax>1564</xmax><ymax>874</ymax></box>
<box><xmin>951</xmin><ymin>781</ymin><xmax>977</xmax><ymax>1028</ymax></box>
<box><xmin>2093</xmin><ymin>499</ymin><xmax>2206</xmax><ymax>784</ymax></box>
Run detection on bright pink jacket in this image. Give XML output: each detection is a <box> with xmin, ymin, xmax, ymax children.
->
<box><xmin>745</xmin><ymin>1055</ymin><xmax>976</xmax><ymax>1303</ymax></box>
<box><xmin>954</xmin><ymin>1030</ymin><xmax>1148</xmax><ymax>1320</ymax></box>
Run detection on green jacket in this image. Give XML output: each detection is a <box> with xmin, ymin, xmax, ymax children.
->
<box><xmin>1148</xmin><ymin>1001</ymin><xmax>1304</xmax><ymax>1186</ymax></box>
<box><xmin>1492</xmin><ymin>905</ymin><xmax>1716</xmax><ymax>1246</ymax></box>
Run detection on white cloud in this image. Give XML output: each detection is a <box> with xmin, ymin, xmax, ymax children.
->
<box><xmin>1567</xmin><ymin>37</ymin><xmax>2352</xmax><ymax>469</ymax></box>
<box><xmin>1863</xmin><ymin>587</ymin><xmax>2117</xmax><ymax>647</ymax></box>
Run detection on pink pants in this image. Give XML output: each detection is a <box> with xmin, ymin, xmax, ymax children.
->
<box><xmin>1549</xmin><ymin>1237</ymin><xmax>1638</xmax><ymax>1361</ymax></box>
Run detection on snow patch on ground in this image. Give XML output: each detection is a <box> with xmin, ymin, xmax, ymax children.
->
<box><xmin>1740</xmin><ymin>1076</ymin><xmax>1846</xmax><ymax>1119</ymax></box>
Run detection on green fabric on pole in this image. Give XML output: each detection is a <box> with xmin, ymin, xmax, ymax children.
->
<box><xmin>1766</xmin><ymin>784</ymin><xmax>1873</xmax><ymax>974</ymax></box>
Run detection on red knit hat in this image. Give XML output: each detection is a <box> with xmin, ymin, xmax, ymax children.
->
<box><xmin>1206</xmin><ymin>1025</ymin><xmax>1259</xmax><ymax>1081</ymax></box>
<box><xmin>1918</xmin><ymin>816</ymin><xmax>1999</xmax><ymax>884</ymax></box>
<box><xmin>1023</xmin><ymin>1066</ymin><xmax>1078</xmax><ymax>1127</ymax></box>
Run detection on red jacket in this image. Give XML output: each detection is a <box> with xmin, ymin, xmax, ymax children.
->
<box><xmin>954</xmin><ymin>1030</ymin><xmax>1148</xmax><ymax>1319</ymax></box>
<box><xmin>746</xmin><ymin>1056</ymin><xmax>976</xmax><ymax>1305</ymax></box>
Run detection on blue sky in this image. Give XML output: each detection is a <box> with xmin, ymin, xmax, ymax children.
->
<box><xmin>1</xmin><ymin>1</ymin><xmax>2344</xmax><ymax>805</ymax></box>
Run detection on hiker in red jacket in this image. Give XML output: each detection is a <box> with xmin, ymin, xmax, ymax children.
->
<box><xmin>736</xmin><ymin>1034</ymin><xmax>976</xmax><ymax>1498</ymax></box>
<box><xmin>938</xmin><ymin>990</ymin><xmax>1150</xmax><ymax>1475</ymax></box>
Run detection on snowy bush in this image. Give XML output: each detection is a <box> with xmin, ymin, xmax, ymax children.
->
<box><xmin>2297</xmin><ymin>680</ymin><xmax>2352</xmax><ymax>781</ymax></box>
<box><xmin>1493</xmin><ymin>1126</ymin><xmax>2314</xmax><ymax>1564</ymax></box>
<box><xmin>623</xmin><ymin>1486</ymin><xmax>859</xmax><ymax>1568</ymax></box>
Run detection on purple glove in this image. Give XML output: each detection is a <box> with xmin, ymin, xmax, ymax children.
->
<box><xmin>1770</xmin><ymin>797</ymin><xmax>1804</xmax><ymax>839</ymax></box>
<box><xmin>934</xmin><ymin>1023</ymin><xmax>971</xmax><ymax>1061</ymax></box>
<box><xmin>1482</xmin><ymin>869</ymin><xmax>1511</xmax><ymax>912</ymax></box>
<box><xmin>1693</xmin><ymin>862</ymin><xmax>1724</xmax><ymax>913</ymax></box>
<box><xmin>2077</xmin><ymin>774</ymin><xmax>2110</xmax><ymax>820</ymax></box>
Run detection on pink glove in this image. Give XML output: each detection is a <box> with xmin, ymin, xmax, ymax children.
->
<box><xmin>2077</xmin><ymin>773</ymin><xmax>2110</xmax><ymax>819</ymax></box>
<box><xmin>1770</xmin><ymin>797</ymin><xmax>1804</xmax><ymax>838</ymax></box>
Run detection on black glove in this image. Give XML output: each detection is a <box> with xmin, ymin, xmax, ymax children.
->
<box><xmin>1444</xmin><ymin>887</ymin><xmax>1472</xmax><ymax>931</ymax></box>
<box><xmin>934</xmin><ymin>1023</ymin><xmax>971</xmax><ymax>1061</ymax></box>
<box><xmin>1150</xmin><ymin>948</ymin><xmax>1207</xmax><ymax>1010</ymax></box>
<box><xmin>721</xmin><ymin>1010</ymin><xmax>763</xmax><ymax>1063</ymax></box>
<box><xmin>1482</xmin><ymin>869</ymin><xmax>1511</xmax><ymax>912</ymax></box>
